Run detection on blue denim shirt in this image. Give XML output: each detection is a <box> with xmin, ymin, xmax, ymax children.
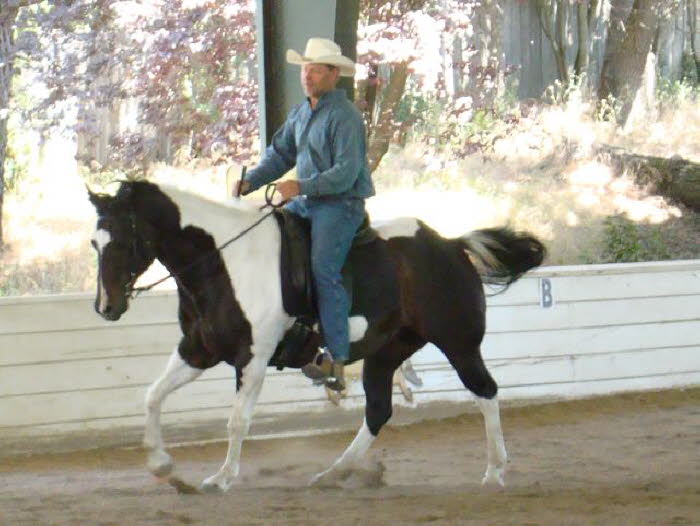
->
<box><xmin>245</xmin><ymin>89</ymin><xmax>374</xmax><ymax>200</ymax></box>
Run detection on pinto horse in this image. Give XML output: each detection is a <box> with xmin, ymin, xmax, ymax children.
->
<box><xmin>88</xmin><ymin>180</ymin><xmax>545</xmax><ymax>492</ymax></box>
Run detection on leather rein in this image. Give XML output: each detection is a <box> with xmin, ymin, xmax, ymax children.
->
<box><xmin>126</xmin><ymin>168</ymin><xmax>285</xmax><ymax>299</ymax></box>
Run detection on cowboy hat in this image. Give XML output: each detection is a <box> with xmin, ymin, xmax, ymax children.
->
<box><xmin>286</xmin><ymin>37</ymin><xmax>356</xmax><ymax>77</ymax></box>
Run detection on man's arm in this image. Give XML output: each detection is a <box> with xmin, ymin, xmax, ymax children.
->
<box><xmin>297</xmin><ymin>115</ymin><xmax>364</xmax><ymax>198</ymax></box>
<box><xmin>243</xmin><ymin>113</ymin><xmax>297</xmax><ymax>193</ymax></box>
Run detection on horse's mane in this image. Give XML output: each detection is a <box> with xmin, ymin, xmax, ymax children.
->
<box><xmin>154</xmin><ymin>182</ymin><xmax>262</xmax><ymax>217</ymax></box>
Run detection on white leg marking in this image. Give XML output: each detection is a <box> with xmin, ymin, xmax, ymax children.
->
<box><xmin>394</xmin><ymin>367</ymin><xmax>413</xmax><ymax>403</ymax></box>
<box><xmin>143</xmin><ymin>348</ymin><xmax>203</xmax><ymax>477</ymax></box>
<box><xmin>477</xmin><ymin>396</ymin><xmax>508</xmax><ymax>487</ymax></box>
<box><xmin>348</xmin><ymin>316</ymin><xmax>369</xmax><ymax>343</ymax></box>
<box><xmin>201</xmin><ymin>352</ymin><xmax>268</xmax><ymax>493</ymax></box>
<box><xmin>310</xmin><ymin>419</ymin><xmax>376</xmax><ymax>486</ymax></box>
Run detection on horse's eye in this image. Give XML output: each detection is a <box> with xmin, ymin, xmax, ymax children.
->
<box><xmin>90</xmin><ymin>239</ymin><xmax>98</xmax><ymax>250</ymax></box>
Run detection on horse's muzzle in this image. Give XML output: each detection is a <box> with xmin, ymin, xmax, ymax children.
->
<box><xmin>100</xmin><ymin>307</ymin><xmax>123</xmax><ymax>321</ymax></box>
<box><xmin>95</xmin><ymin>300</ymin><xmax>127</xmax><ymax>321</ymax></box>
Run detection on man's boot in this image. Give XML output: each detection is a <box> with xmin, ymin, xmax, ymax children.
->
<box><xmin>301</xmin><ymin>348</ymin><xmax>334</xmax><ymax>381</ymax></box>
<box><xmin>324</xmin><ymin>361</ymin><xmax>345</xmax><ymax>392</ymax></box>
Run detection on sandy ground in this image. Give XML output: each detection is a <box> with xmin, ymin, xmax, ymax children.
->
<box><xmin>1</xmin><ymin>389</ymin><xmax>699</xmax><ymax>526</ymax></box>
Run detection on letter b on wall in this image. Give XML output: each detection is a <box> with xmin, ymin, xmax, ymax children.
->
<box><xmin>540</xmin><ymin>278</ymin><xmax>554</xmax><ymax>308</ymax></box>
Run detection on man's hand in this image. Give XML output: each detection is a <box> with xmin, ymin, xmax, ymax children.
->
<box><xmin>233</xmin><ymin>180</ymin><xmax>250</xmax><ymax>197</ymax></box>
<box><xmin>276</xmin><ymin>180</ymin><xmax>300</xmax><ymax>201</ymax></box>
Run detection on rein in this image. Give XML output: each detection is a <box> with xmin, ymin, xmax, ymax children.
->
<box><xmin>128</xmin><ymin>179</ymin><xmax>287</xmax><ymax>298</ymax></box>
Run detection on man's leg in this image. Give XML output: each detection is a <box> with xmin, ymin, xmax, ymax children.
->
<box><xmin>308</xmin><ymin>199</ymin><xmax>365</xmax><ymax>389</ymax></box>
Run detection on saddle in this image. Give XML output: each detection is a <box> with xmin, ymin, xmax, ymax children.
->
<box><xmin>272</xmin><ymin>208</ymin><xmax>378</xmax><ymax>316</ymax></box>
<box><xmin>269</xmin><ymin>208</ymin><xmax>380</xmax><ymax>369</ymax></box>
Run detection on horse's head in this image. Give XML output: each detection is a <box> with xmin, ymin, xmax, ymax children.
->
<box><xmin>88</xmin><ymin>183</ymin><xmax>158</xmax><ymax>321</ymax></box>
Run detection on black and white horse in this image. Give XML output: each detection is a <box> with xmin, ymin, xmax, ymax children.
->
<box><xmin>88</xmin><ymin>180</ymin><xmax>545</xmax><ymax>492</ymax></box>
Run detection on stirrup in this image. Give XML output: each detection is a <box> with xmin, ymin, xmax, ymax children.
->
<box><xmin>301</xmin><ymin>348</ymin><xmax>334</xmax><ymax>381</ymax></box>
<box><xmin>324</xmin><ymin>362</ymin><xmax>346</xmax><ymax>392</ymax></box>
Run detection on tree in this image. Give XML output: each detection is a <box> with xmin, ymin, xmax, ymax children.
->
<box><xmin>0</xmin><ymin>0</ymin><xmax>42</xmax><ymax>248</ymax></box>
<box><xmin>358</xmin><ymin>0</ymin><xmax>488</xmax><ymax>171</ymax></box>
<box><xmin>534</xmin><ymin>0</ymin><xmax>610</xmax><ymax>94</ymax></box>
<box><xmin>357</xmin><ymin>0</ymin><xmax>432</xmax><ymax>171</ymax></box>
<box><xmin>30</xmin><ymin>0</ymin><xmax>259</xmax><ymax>169</ymax></box>
<box><xmin>2</xmin><ymin>1</ymin><xmax>259</xmax><ymax>248</ymax></box>
<box><xmin>599</xmin><ymin>0</ymin><xmax>680</xmax><ymax>125</ymax></box>
<box><xmin>535</xmin><ymin>0</ymin><xmax>570</xmax><ymax>83</ymax></box>
<box><xmin>688</xmin><ymin>0</ymin><xmax>700</xmax><ymax>81</ymax></box>
<box><xmin>460</xmin><ymin>0</ymin><xmax>505</xmax><ymax>108</ymax></box>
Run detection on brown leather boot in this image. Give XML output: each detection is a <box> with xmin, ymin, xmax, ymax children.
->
<box><xmin>324</xmin><ymin>361</ymin><xmax>346</xmax><ymax>392</ymax></box>
<box><xmin>300</xmin><ymin>348</ymin><xmax>334</xmax><ymax>381</ymax></box>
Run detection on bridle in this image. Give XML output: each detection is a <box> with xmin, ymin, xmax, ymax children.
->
<box><xmin>124</xmin><ymin>179</ymin><xmax>287</xmax><ymax>299</ymax></box>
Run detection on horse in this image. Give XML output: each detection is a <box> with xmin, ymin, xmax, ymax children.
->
<box><xmin>87</xmin><ymin>180</ymin><xmax>545</xmax><ymax>492</ymax></box>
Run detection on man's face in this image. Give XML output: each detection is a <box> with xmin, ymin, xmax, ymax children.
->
<box><xmin>301</xmin><ymin>63</ymin><xmax>340</xmax><ymax>99</ymax></box>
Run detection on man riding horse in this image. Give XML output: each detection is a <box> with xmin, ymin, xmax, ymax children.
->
<box><xmin>236</xmin><ymin>38</ymin><xmax>373</xmax><ymax>391</ymax></box>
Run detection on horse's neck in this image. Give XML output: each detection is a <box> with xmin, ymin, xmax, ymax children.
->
<box><xmin>153</xmin><ymin>185</ymin><xmax>277</xmax><ymax>283</ymax></box>
<box><xmin>158</xmin><ymin>185</ymin><xmax>261</xmax><ymax>236</ymax></box>
<box><xmin>152</xmin><ymin>185</ymin><xmax>285</xmax><ymax>335</ymax></box>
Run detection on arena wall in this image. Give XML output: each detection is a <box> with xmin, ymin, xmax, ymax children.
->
<box><xmin>1</xmin><ymin>260</ymin><xmax>699</xmax><ymax>450</ymax></box>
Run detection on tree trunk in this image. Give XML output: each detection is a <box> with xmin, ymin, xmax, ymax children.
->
<box><xmin>688</xmin><ymin>0</ymin><xmax>700</xmax><ymax>81</ymax></box>
<box><xmin>596</xmin><ymin>145</ymin><xmax>700</xmax><ymax>211</ymax></box>
<box><xmin>574</xmin><ymin>1</ymin><xmax>590</xmax><ymax>76</ymax></box>
<box><xmin>474</xmin><ymin>0</ymin><xmax>505</xmax><ymax>107</ymax></box>
<box><xmin>451</xmin><ymin>34</ymin><xmax>464</xmax><ymax>96</ymax></box>
<box><xmin>367</xmin><ymin>61</ymin><xmax>409</xmax><ymax>173</ymax></box>
<box><xmin>0</xmin><ymin>1</ymin><xmax>42</xmax><ymax>250</ymax></box>
<box><xmin>535</xmin><ymin>0</ymin><xmax>569</xmax><ymax>82</ymax></box>
<box><xmin>599</xmin><ymin>0</ymin><xmax>666</xmax><ymax>126</ymax></box>
<box><xmin>0</xmin><ymin>8</ymin><xmax>19</xmax><ymax>249</ymax></box>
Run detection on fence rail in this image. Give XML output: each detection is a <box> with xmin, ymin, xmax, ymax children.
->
<box><xmin>1</xmin><ymin>260</ymin><xmax>699</xmax><ymax>453</ymax></box>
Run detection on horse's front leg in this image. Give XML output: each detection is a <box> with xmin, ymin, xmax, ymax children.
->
<box><xmin>201</xmin><ymin>352</ymin><xmax>268</xmax><ymax>493</ymax></box>
<box><xmin>143</xmin><ymin>347</ymin><xmax>203</xmax><ymax>478</ymax></box>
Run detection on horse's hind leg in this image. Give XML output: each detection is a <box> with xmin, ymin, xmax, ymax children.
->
<box><xmin>143</xmin><ymin>347</ymin><xmax>203</xmax><ymax>477</ymax></box>
<box><xmin>443</xmin><ymin>347</ymin><xmax>507</xmax><ymax>486</ymax></box>
<box><xmin>311</xmin><ymin>332</ymin><xmax>422</xmax><ymax>486</ymax></box>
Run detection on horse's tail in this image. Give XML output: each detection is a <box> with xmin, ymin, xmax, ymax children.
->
<box><xmin>458</xmin><ymin>227</ymin><xmax>546</xmax><ymax>291</ymax></box>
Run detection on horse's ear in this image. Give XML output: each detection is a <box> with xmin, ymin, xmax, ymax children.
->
<box><xmin>86</xmin><ymin>184</ymin><xmax>112</xmax><ymax>213</ymax></box>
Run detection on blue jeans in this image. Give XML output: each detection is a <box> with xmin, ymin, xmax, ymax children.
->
<box><xmin>286</xmin><ymin>196</ymin><xmax>365</xmax><ymax>361</ymax></box>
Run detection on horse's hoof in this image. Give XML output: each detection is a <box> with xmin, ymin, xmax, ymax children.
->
<box><xmin>167</xmin><ymin>475</ymin><xmax>201</xmax><ymax>495</ymax></box>
<box><xmin>200</xmin><ymin>473</ymin><xmax>232</xmax><ymax>493</ymax></box>
<box><xmin>147</xmin><ymin>450</ymin><xmax>174</xmax><ymax>478</ymax></box>
<box><xmin>309</xmin><ymin>469</ymin><xmax>339</xmax><ymax>488</ymax></box>
<box><xmin>310</xmin><ymin>465</ymin><xmax>354</xmax><ymax>487</ymax></box>
<box><xmin>199</xmin><ymin>481</ymin><xmax>225</xmax><ymax>494</ymax></box>
<box><xmin>324</xmin><ymin>386</ymin><xmax>345</xmax><ymax>406</ymax></box>
<box><xmin>481</xmin><ymin>466</ymin><xmax>505</xmax><ymax>487</ymax></box>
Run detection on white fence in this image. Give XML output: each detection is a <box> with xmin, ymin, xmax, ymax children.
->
<box><xmin>1</xmin><ymin>260</ymin><xmax>699</xmax><ymax>453</ymax></box>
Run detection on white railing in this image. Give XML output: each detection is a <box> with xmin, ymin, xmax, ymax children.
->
<box><xmin>2</xmin><ymin>260</ymin><xmax>699</xmax><ymax>451</ymax></box>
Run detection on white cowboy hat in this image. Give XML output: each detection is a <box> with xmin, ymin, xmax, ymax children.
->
<box><xmin>286</xmin><ymin>37</ymin><xmax>356</xmax><ymax>77</ymax></box>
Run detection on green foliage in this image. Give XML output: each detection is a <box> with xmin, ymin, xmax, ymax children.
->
<box><xmin>393</xmin><ymin>84</ymin><xmax>519</xmax><ymax>158</ymax></box>
<box><xmin>0</xmin><ymin>253</ymin><xmax>95</xmax><ymax>297</ymax></box>
<box><xmin>595</xmin><ymin>94</ymin><xmax>621</xmax><ymax>123</ymax></box>
<box><xmin>5</xmin><ymin>127</ymin><xmax>31</xmax><ymax>194</ymax></box>
<box><xmin>680</xmin><ymin>53</ymin><xmax>699</xmax><ymax>85</ymax></box>
<box><xmin>542</xmin><ymin>74</ymin><xmax>586</xmax><ymax>106</ymax></box>
<box><xmin>601</xmin><ymin>215</ymin><xmax>670</xmax><ymax>263</ymax></box>
<box><xmin>656</xmin><ymin>77</ymin><xmax>699</xmax><ymax>111</ymax></box>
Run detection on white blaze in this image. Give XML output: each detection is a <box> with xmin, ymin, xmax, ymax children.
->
<box><xmin>93</xmin><ymin>228</ymin><xmax>112</xmax><ymax>312</ymax></box>
<box><xmin>93</xmin><ymin>228</ymin><xmax>112</xmax><ymax>252</ymax></box>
